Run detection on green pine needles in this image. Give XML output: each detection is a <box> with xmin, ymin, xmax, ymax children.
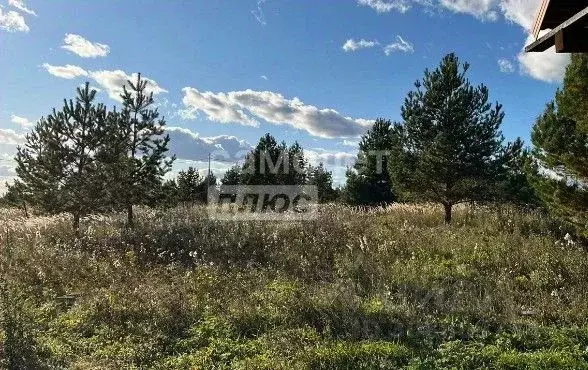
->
<box><xmin>389</xmin><ymin>53</ymin><xmax>522</xmax><ymax>223</ymax></box>
<box><xmin>529</xmin><ymin>54</ymin><xmax>588</xmax><ymax>237</ymax></box>
<box><xmin>14</xmin><ymin>75</ymin><xmax>173</xmax><ymax>229</ymax></box>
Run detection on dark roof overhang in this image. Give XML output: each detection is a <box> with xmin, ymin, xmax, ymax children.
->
<box><xmin>526</xmin><ymin>1</ymin><xmax>588</xmax><ymax>53</ymax></box>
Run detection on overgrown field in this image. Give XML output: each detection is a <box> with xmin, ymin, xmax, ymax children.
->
<box><xmin>1</xmin><ymin>204</ymin><xmax>588</xmax><ymax>369</ymax></box>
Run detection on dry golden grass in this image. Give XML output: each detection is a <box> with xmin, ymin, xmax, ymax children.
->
<box><xmin>0</xmin><ymin>204</ymin><xmax>586</xmax><ymax>368</ymax></box>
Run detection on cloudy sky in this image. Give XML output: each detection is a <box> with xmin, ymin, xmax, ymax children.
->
<box><xmin>0</xmin><ymin>0</ymin><xmax>570</xmax><ymax>185</ymax></box>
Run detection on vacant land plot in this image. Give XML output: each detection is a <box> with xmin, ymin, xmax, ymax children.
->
<box><xmin>1</xmin><ymin>205</ymin><xmax>587</xmax><ymax>369</ymax></box>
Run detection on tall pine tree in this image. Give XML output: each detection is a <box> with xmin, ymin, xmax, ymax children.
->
<box><xmin>389</xmin><ymin>53</ymin><xmax>521</xmax><ymax>223</ymax></box>
<box><xmin>15</xmin><ymin>83</ymin><xmax>110</xmax><ymax>229</ymax></box>
<box><xmin>530</xmin><ymin>54</ymin><xmax>588</xmax><ymax>237</ymax></box>
<box><xmin>107</xmin><ymin>74</ymin><xmax>174</xmax><ymax>227</ymax></box>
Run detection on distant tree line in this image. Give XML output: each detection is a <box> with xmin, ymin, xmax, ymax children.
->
<box><xmin>152</xmin><ymin>134</ymin><xmax>340</xmax><ymax>208</ymax></box>
<box><xmin>219</xmin><ymin>133</ymin><xmax>338</xmax><ymax>204</ymax></box>
<box><xmin>2</xmin><ymin>53</ymin><xmax>586</xmax><ymax>236</ymax></box>
<box><xmin>158</xmin><ymin>167</ymin><xmax>217</xmax><ymax>207</ymax></box>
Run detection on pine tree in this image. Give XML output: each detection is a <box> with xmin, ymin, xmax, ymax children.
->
<box><xmin>157</xmin><ymin>179</ymin><xmax>180</xmax><ymax>207</ymax></box>
<box><xmin>221</xmin><ymin>165</ymin><xmax>242</xmax><ymax>185</ymax></box>
<box><xmin>497</xmin><ymin>149</ymin><xmax>539</xmax><ymax>207</ymax></box>
<box><xmin>225</xmin><ymin>133</ymin><xmax>311</xmax><ymax>187</ymax></box>
<box><xmin>284</xmin><ymin>141</ymin><xmax>308</xmax><ymax>185</ymax></box>
<box><xmin>389</xmin><ymin>53</ymin><xmax>521</xmax><ymax>223</ymax></box>
<box><xmin>14</xmin><ymin>83</ymin><xmax>110</xmax><ymax>229</ymax></box>
<box><xmin>343</xmin><ymin>168</ymin><xmax>373</xmax><ymax>206</ymax></box>
<box><xmin>530</xmin><ymin>54</ymin><xmax>588</xmax><ymax>236</ymax></box>
<box><xmin>1</xmin><ymin>181</ymin><xmax>28</xmax><ymax>217</ymax></box>
<box><xmin>307</xmin><ymin>163</ymin><xmax>337</xmax><ymax>203</ymax></box>
<box><xmin>177</xmin><ymin>167</ymin><xmax>201</xmax><ymax>203</ymax></box>
<box><xmin>107</xmin><ymin>74</ymin><xmax>174</xmax><ymax>227</ymax></box>
<box><xmin>241</xmin><ymin>134</ymin><xmax>278</xmax><ymax>185</ymax></box>
<box><xmin>240</xmin><ymin>134</ymin><xmax>305</xmax><ymax>185</ymax></box>
<box><xmin>344</xmin><ymin>119</ymin><xmax>397</xmax><ymax>206</ymax></box>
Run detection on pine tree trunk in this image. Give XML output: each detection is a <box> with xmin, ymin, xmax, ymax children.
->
<box><xmin>126</xmin><ymin>203</ymin><xmax>134</xmax><ymax>228</ymax></box>
<box><xmin>444</xmin><ymin>203</ymin><xmax>453</xmax><ymax>224</ymax></box>
<box><xmin>73</xmin><ymin>212</ymin><xmax>80</xmax><ymax>231</ymax></box>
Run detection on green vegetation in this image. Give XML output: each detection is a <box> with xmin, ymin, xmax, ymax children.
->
<box><xmin>1</xmin><ymin>53</ymin><xmax>587</xmax><ymax>368</ymax></box>
<box><xmin>529</xmin><ymin>54</ymin><xmax>588</xmax><ymax>238</ymax></box>
<box><xmin>219</xmin><ymin>133</ymin><xmax>337</xmax><ymax>203</ymax></box>
<box><xmin>159</xmin><ymin>167</ymin><xmax>217</xmax><ymax>207</ymax></box>
<box><xmin>344</xmin><ymin>119</ymin><xmax>397</xmax><ymax>206</ymax></box>
<box><xmin>0</xmin><ymin>204</ymin><xmax>586</xmax><ymax>368</ymax></box>
<box><xmin>13</xmin><ymin>76</ymin><xmax>173</xmax><ymax>230</ymax></box>
<box><xmin>388</xmin><ymin>54</ymin><xmax>523</xmax><ymax>223</ymax></box>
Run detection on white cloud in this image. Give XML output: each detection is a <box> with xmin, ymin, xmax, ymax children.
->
<box><xmin>181</xmin><ymin>87</ymin><xmax>373</xmax><ymax>138</ymax></box>
<box><xmin>0</xmin><ymin>132</ymin><xmax>26</xmax><ymax>185</ymax></box>
<box><xmin>398</xmin><ymin>0</ymin><xmax>569</xmax><ymax>83</ymax></box>
<box><xmin>166</xmin><ymin>126</ymin><xmax>252</xmax><ymax>162</ymax></box>
<box><xmin>0</xmin><ymin>127</ymin><xmax>29</xmax><ymax>182</ymax></box>
<box><xmin>89</xmin><ymin>70</ymin><xmax>167</xmax><ymax>101</ymax></box>
<box><xmin>383</xmin><ymin>35</ymin><xmax>414</xmax><ymax>55</ymax></box>
<box><xmin>10</xmin><ymin>114</ymin><xmax>35</xmax><ymax>128</ymax></box>
<box><xmin>306</xmin><ymin>148</ymin><xmax>356</xmax><ymax>166</ymax></box>
<box><xmin>499</xmin><ymin>0</ymin><xmax>537</xmax><ymax>31</ymax></box>
<box><xmin>261</xmin><ymin>75</ymin><xmax>268</xmax><ymax>80</ymax></box>
<box><xmin>357</xmin><ymin>0</ymin><xmax>540</xmax><ymax>27</ymax></box>
<box><xmin>439</xmin><ymin>0</ymin><xmax>499</xmax><ymax>20</ymax></box>
<box><xmin>0</xmin><ymin>131</ymin><xmax>22</xmax><ymax>183</ymax></box>
<box><xmin>517</xmin><ymin>34</ymin><xmax>570</xmax><ymax>83</ymax></box>
<box><xmin>342</xmin><ymin>36</ymin><xmax>414</xmax><ymax>56</ymax></box>
<box><xmin>0</xmin><ymin>129</ymin><xmax>23</xmax><ymax>176</ymax></box>
<box><xmin>42</xmin><ymin>63</ymin><xmax>89</xmax><ymax>79</ymax></box>
<box><xmin>61</xmin><ymin>34</ymin><xmax>110</xmax><ymax>58</ymax></box>
<box><xmin>0</xmin><ymin>5</ymin><xmax>29</xmax><ymax>32</ymax></box>
<box><xmin>497</xmin><ymin>1</ymin><xmax>570</xmax><ymax>83</ymax></box>
<box><xmin>342</xmin><ymin>38</ymin><xmax>380</xmax><ymax>52</ymax></box>
<box><xmin>436</xmin><ymin>0</ymin><xmax>539</xmax><ymax>27</ymax></box>
<box><xmin>0</xmin><ymin>128</ymin><xmax>24</xmax><ymax>145</ymax></box>
<box><xmin>7</xmin><ymin>0</ymin><xmax>36</xmax><ymax>16</ymax></box>
<box><xmin>498</xmin><ymin>58</ymin><xmax>515</xmax><ymax>73</ymax></box>
<box><xmin>0</xmin><ymin>164</ymin><xmax>16</xmax><ymax>178</ymax></box>
<box><xmin>357</xmin><ymin>0</ymin><xmax>411</xmax><ymax>13</ymax></box>
<box><xmin>180</xmin><ymin>88</ymin><xmax>258</xmax><ymax>126</ymax></box>
<box><xmin>342</xmin><ymin>140</ymin><xmax>360</xmax><ymax>147</ymax></box>
<box><xmin>306</xmin><ymin>148</ymin><xmax>357</xmax><ymax>185</ymax></box>
<box><xmin>42</xmin><ymin>65</ymin><xmax>167</xmax><ymax>102</ymax></box>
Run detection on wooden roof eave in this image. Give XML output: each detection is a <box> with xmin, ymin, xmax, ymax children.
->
<box><xmin>525</xmin><ymin>6</ymin><xmax>588</xmax><ymax>52</ymax></box>
<box><xmin>532</xmin><ymin>0</ymin><xmax>552</xmax><ymax>38</ymax></box>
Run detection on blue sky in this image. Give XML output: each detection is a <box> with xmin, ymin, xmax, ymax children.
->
<box><xmin>0</xmin><ymin>0</ymin><xmax>571</xmax><ymax>184</ymax></box>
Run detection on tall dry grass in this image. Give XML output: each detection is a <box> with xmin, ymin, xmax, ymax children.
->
<box><xmin>0</xmin><ymin>204</ymin><xmax>586</xmax><ymax>368</ymax></box>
